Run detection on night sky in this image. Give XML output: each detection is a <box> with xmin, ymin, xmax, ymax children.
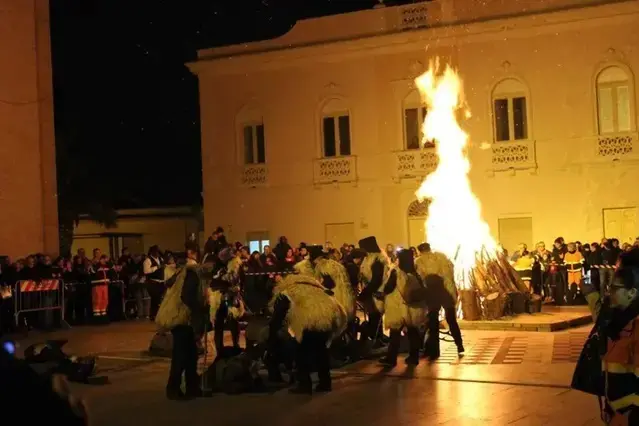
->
<box><xmin>49</xmin><ymin>0</ymin><xmax>412</xmax><ymax>213</ymax></box>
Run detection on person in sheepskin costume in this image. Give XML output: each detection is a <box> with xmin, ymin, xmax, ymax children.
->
<box><xmin>416</xmin><ymin>243</ymin><xmax>464</xmax><ymax>360</ymax></box>
<box><xmin>378</xmin><ymin>249</ymin><xmax>429</xmax><ymax>367</ymax></box>
<box><xmin>209</xmin><ymin>247</ymin><xmax>245</xmax><ymax>354</ymax></box>
<box><xmin>268</xmin><ymin>273</ymin><xmax>347</xmax><ymax>394</ymax></box>
<box><xmin>294</xmin><ymin>245</ymin><xmax>356</xmax><ymax>322</ymax></box>
<box><xmin>357</xmin><ymin>236</ymin><xmax>392</xmax><ymax>344</ymax></box>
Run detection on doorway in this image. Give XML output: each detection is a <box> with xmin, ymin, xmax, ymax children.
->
<box><xmin>498</xmin><ymin>217</ymin><xmax>533</xmax><ymax>256</ymax></box>
<box><xmin>603</xmin><ymin>207</ymin><xmax>638</xmax><ymax>244</ymax></box>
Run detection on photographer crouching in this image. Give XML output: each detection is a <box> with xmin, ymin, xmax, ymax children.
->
<box><xmin>572</xmin><ymin>247</ymin><xmax>639</xmax><ymax>425</ymax></box>
<box><xmin>155</xmin><ymin>243</ymin><xmax>209</xmax><ymax>401</ymax></box>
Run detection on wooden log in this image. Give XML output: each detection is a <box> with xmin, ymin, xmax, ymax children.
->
<box><xmin>482</xmin><ymin>291</ymin><xmax>506</xmax><ymax>320</ymax></box>
<box><xmin>509</xmin><ymin>291</ymin><xmax>527</xmax><ymax>314</ymax></box>
<box><xmin>460</xmin><ymin>289</ymin><xmax>481</xmax><ymax>321</ymax></box>
<box><xmin>527</xmin><ymin>294</ymin><xmax>542</xmax><ymax>313</ymax></box>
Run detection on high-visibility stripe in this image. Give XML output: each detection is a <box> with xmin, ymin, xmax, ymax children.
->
<box><xmin>90</xmin><ymin>279</ymin><xmax>110</xmax><ymax>284</ymax></box>
<box><xmin>604</xmin><ymin>361</ymin><xmax>639</xmax><ymax>376</ymax></box>
<box><xmin>19</xmin><ymin>280</ymin><xmax>60</xmax><ymax>292</ymax></box>
<box><xmin>608</xmin><ymin>393</ymin><xmax>639</xmax><ymax>411</ymax></box>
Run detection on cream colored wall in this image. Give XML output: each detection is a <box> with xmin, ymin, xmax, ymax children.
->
<box><xmin>0</xmin><ymin>0</ymin><xmax>59</xmax><ymax>258</ymax></box>
<box><xmin>196</xmin><ymin>1</ymin><xmax>639</xmax><ymax>249</ymax></box>
<box><xmin>73</xmin><ymin>216</ymin><xmax>199</xmax><ymax>254</ymax></box>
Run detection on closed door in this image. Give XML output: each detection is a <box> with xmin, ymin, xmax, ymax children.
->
<box><xmin>498</xmin><ymin>217</ymin><xmax>533</xmax><ymax>255</ymax></box>
<box><xmin>408</xmin><ymin>217</ymin><xmax>426</xmax><ymax>248</ymax></box>
<box><xmin>603</xmin><ymin>207</ymin><xmax>638</xmax><ymax>244</ymax></box>
<box><xmin>325</xmin><ymin>223</ymin><xmax>356</xmax><ymax>247</ymax></box>
<box><xmin>122</xmin><ymin>236</ymin><xmax>144</xmax><ymax>254</ymax></box>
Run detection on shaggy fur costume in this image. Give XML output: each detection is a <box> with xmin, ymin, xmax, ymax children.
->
<box><xmin>293</xmin><ymin>259</ymin><xmax>314</xmax><ymax>277</ymax></box>
<box><xmin>315</xmin><ymin>257</ymin><xmax>355</xmax><ymax>320</ymax></box>
<box><xmin>209</xmin><ymin>255</ymin><xmax>245</xmax><ymax>323</ymax></box>
<box><xmin>416</xmin><ymin>252</ymin><xmax>457</xmax><ymax>301</ymax></box>
<box><xmin>294</xmin><ymin>258</ymin><xmax>355</xmax><ymax>321</ymax></box>
<box><xmin>381</xmin><ymin>269</ymin><xmax>428</xmax><ymax>330</ymax></box>
<box><xmin>359</xmin><ymin>252</ymin><xmax>391</xmax><ymax>313</ymax></box>
<box><xmin>270</xmin><ymin>275</ymin><xmax>347</xmax><ymax>343</ymax></box>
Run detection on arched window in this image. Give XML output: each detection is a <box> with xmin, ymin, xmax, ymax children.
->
<box><xmin>237</xmin><ymin>106</ymin><xmax>266</xmax><ymax>165</ymax></box>
<box><xmin>403</xmin><ymin>90</ymin><xmax>428</xmax><ymax>150</ymax></box>
<box><xmin>596</xmin><ymin>66</ymin><xmax>633</xmax><ymax>134</ymax></box>
<box><xmin>320</xmin><ymin>98</ymin><xmax>351</xmax><ymax>157</ymax></box>
<box><xmin>492</xmin><ymin>79</ymin><xmax>529</xmax><ymax>142</ymax></box>
<box><xmin>407</xmin><ymin>199</ymin><xmax>429</xmax><ymax>217</ymax></box>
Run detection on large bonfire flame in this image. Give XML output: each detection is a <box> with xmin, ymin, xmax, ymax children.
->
<box><xmin>414</xmin><ymin>59</ymin><xmax>498</xmax><ymax>291</ymax></box>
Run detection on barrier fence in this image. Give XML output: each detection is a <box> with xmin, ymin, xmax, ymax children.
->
<box><xmin>13</xmin><ymin>279</ymin><xmax>66</xmax><ymax>327</ymax></box>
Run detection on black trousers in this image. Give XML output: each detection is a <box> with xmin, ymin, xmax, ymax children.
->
<box><xmin>425</xmin><ymin>304</ymin><xmax>463</xmax><ymax>358</ymax></box>
<box><xmin>167</xmin><ymin>325</ymin><xmax>199</xmax><ymax>393</ymax></box>
<box><xmin>297</xmin><ymin>330</ymin><xmax>331</xmax><ymax>389</ymax></box>
<box><xmin>364</xmin><ymin>310</ymin><xmax>384</xmax><ymax>341</ymax></box>
<box><xmin>147</xmin><ymin>281</ymin><xmax>165</xmax><ymax>319</ymax></box>
<box><xmin>386</xmin><ymin>326</ymin><xmax>421</xmax><ymax>362</ymax></box>
<box><xmin>213</xmin><ymin>300</ymin><xmax>240</xmax><ymax>353</ymax></box>
<box><xmin>65</xmin><ymin>283</ymin><xmax>91</xmax><ymax>324</ymax></box>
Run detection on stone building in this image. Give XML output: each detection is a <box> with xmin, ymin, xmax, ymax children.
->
<box><xmin>189</xmin><ymin>0</ymin><xmax>639</xmax><ymax>253</ymax></box>
<box><xmin>0</xmin><ymin>0</ymin><xmax>58</xmax><ymax>258</ymax></box>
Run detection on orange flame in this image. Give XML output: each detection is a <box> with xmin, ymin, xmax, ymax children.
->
<box><xmin>414</xmin><ymin>59</ymin><xmax>499</xmax><ymax>290</ymax></box>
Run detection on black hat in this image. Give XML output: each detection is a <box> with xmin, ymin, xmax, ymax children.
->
<box><xmin>358</xmin><ymin>236</ymin><xmax>381</xmax><ymax>253</ymax></box>
<box><xmin>350</xmin><ymin>248</ymin><xmax>367</xmax><ymax>260</ymax></box>
<box><xmin>397</xmin><ymin>249</ymin><xmax>416</xmax><ymax>274</ymax></box>
<box><xmin>307</xmin><ymin>245</ymin><xmax>324</xmax><ymax>261</ymax></box>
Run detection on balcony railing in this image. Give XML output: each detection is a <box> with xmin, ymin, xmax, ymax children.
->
<box><xmin>398</xmin><ymin>3</ymin><xmax>429</xmax><ymax>30</ymax></box>
<box><xmin>241</xmin><ymin>164</ymin><xmax>268</xmax><ymax>187</ymax></box>
<box><xmin>491</xmin><ymin>140</ymin><xmax>537</xmax><ymax>172</ymax></box>
<box><xmin>595</xmin><ymin>132</ymin><xmax>638</xmax><ymax>160</ymax></box>
<box><xmin>313</xmin><ymin>156</ymin><xmax>357</xmax><ymax>184</ymax></box>
<box><xmin>394</xmin><ymin>147</ymin><xmax>438</xmax><ymax>179</ymax></box>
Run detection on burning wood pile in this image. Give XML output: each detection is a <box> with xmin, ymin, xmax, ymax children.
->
<box><xmin>457</xmin><ymin>249</ymin><xmax>530</xmax><ymax>321</ymax></box>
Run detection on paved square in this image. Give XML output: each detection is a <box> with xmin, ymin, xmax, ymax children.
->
<box><xmin>15</xmin><ymin>322</ymin><xmax>601</xmax><ymax>425</ymax></box>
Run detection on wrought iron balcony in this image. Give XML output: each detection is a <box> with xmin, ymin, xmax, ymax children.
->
<box><xmin>491</xmin><ymin>140</ymin><xmax>537</xmax><ymax>172</ymax></box>
<box><xmin>595</xmin><ymin>132</ymin><xmax>638</xmax><ymax>160</ymax></box>
<box><xmin>241</xmin><ymin>164</ymin><xmax>268</xmax><ymax>187</ymax></box>
<box><xmin>313</xmin><ymin>156</ymin><xmax>357</xmax><ymax>184</ymax></box>
<box><xmin>393</xmin><ymin>148</ymin><xmax>438</xmax><ymax>179</ymax></box>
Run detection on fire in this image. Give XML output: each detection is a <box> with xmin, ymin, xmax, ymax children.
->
<box><xmin>414</xmin><ymin>59</ymin><xmax>499</xmax><ymax>290</ymax></box>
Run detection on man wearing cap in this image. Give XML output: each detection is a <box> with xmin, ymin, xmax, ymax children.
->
<box><xmin>209</xmin><ymin>247</ymin><xmax>245</xmax><ymax>355</ymax></box>
<box><xmin>378</xmin><ymin>249</ymin><xmax>428</xmax><ymax>367</ymax></box>
<box><xmin>357</xmin><ymin>236</ymin><xmax>391</xmax><ymax>345</ymax></box>
<box><xmin>294</xmin><ymin>245</ymin><xmax>355</xmax><ymax>322</ymax></box>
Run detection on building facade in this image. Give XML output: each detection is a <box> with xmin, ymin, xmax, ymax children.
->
<box><xmin>0</xmin><ymin>0</ymin><xmax>59</xmax><ymax>258</ymax></box>
<box><xmin>189</xmin><ymin>0</ymin><xmax>639</xmax><ymax>254</ymax></box>
<box><xmin>72</xmin><ymin>207</ymin><xmax>201</xmax><ymax>258</ymax></box>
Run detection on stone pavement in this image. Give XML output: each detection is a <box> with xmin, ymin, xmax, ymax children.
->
<box><xmin>13</xmin><ymin>322</ymin><xmax>602</xmax><ymax>426</ymax></box>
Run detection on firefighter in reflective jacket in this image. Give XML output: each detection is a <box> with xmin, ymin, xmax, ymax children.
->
<box><xmin>575</xmin><ymin>248</ymin><xmax>639</xmax><ymax>425</ymax></box>
<box><xmin>90</xmin><ymin>255</ymin><xmax>115</xmax><ymax>317</ymax></box>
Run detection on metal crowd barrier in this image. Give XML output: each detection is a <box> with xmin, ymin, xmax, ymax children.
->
<box><xmin>13</xmin><ymin>279</ymin><xmax>66</xmax><ymax>328</ymax></box>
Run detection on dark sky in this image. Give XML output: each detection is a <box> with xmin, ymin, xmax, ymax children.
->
<box><xmin>49</xmin><ymin>0</ymin><xmax>412</xmax><ymax>211</ymax></box>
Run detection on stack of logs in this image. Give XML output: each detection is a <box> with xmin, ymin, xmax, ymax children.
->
<box><xmin>458</xmin><ymin>249</ymin><xmax>529</xmax><ymax>321</ymax></box>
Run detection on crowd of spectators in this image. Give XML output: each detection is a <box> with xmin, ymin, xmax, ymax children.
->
<box><xmin>3</xmin><ymin>225</ymin><xmax>639</xmax><ymax>334</ymax></box>
<box><xmin>507</xmin><ymin>236</ymin><xmax>639</xmax><ymax>304</ymax></box>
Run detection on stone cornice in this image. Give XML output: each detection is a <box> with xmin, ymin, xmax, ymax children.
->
<box><xmin>186</xmin><ymin>1</ymin><xmax>639</xmax><ymax>77</ymax></box>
